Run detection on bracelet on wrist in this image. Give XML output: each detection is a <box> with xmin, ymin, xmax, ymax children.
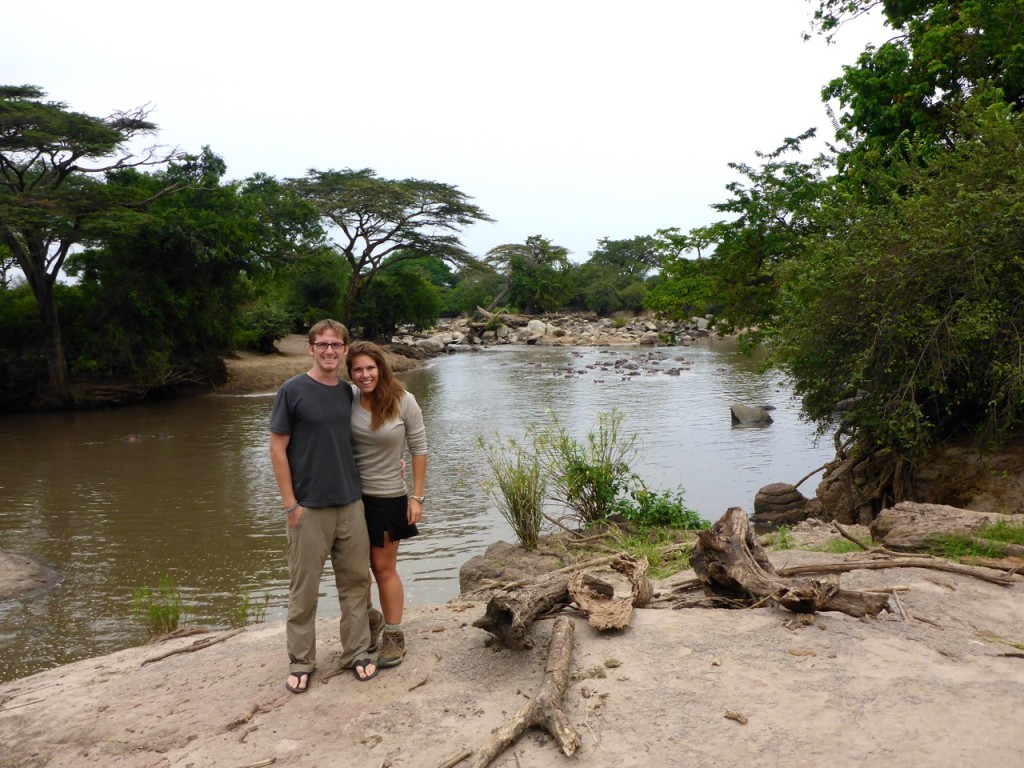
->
<box><xmin>285</xmin><ymin>502</ymin><xmax>300</xmax><ymax>514</ymax></box>
<box><xmin>410</xmin><ymin>495</ymin><xmax>425</xmax><ymax>504</ymax></box>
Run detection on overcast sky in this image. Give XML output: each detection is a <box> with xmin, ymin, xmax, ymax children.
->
<box><xmin>6</xmin><ymin>1</ymin><xmax>886</xmax><ymax>261</ymax></box>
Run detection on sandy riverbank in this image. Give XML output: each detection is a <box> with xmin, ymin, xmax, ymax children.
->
<box><xmin>214</xmin><ymin>335</ymin><xmax>425</xmax><ymax>396</ymax></box>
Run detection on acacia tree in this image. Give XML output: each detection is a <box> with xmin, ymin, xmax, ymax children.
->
<box><xmin>287</xmin><ymin>168</ymin><xmax>492</xmax><ymax>327</ymax></box>
<box><xmin>0</xmin><ymin>85</ymin><xmax>179</xmax><ymax>403</ymax></box>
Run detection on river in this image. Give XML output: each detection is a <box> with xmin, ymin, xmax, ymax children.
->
<box><xmin>0</xmin><ymin>338</ymin><xmax>835</xmax><ymax>682</ymax></box>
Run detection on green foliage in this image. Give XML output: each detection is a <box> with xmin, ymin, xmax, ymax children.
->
<box><xmin>487</xmin><ymin>236</ymin><xmax>577</xmax><ymax>314</ymax></box>
<box><xmin>236</xmin><ymin>302</ymin><xmax>292</xmax><ymax>352</ymax></box>
<box><xmin>927</xmin><ymin>519</ymin><xmax>1024</xmax><ymax>561</ymax></box>
<box><xmin>444</xmin><ymin>265</ymin><xmax>506</xmax><ymax>315</ymax></box>
<box><xmin>760</xmin><ymin>526</ymin><xmax>796</xmax><ymax>550</ymax></box>
<box><xmin>65</xmin><ymin>149</ymin><xmax>289</xmax><ymax>383</ymax></box>
<box><xmin>530</xmin><ymin>409</ymin><xmax>641</xmax><ymax>527</ymax></box>
<box><xmin>645</xmin><ymin>253</ymin><xmax>718</xmax><ymax>321</ymax></box>
<box><xmin>232</xmin><ymin>591</ymin><xmax>271</xmax><ymax>627</ymax></box>
<box><xmin>132</xmin><ymin>573</ymin><xmax>185</xmax><ymax>638</ymax></box>
<box><xmin>814</xmin><ymin>537</ymin><xmax>870</xmax><ymax>554</ymax></box>
<box><xmin>478</xmin><ymin>433</ymin><xmax>546</xmax><ymax>549</ymax></box>
<box><xmin>0</xmin><ymin>85</ymin><xmax>177</xmax><ymax>401</ymax></box>
<box><xmin>610</xmin><ymin>487</ymin><xmax>707</xmax><ymax>530</ymax></box>
<box><xmin>603</xmin><ymin>527</ymin><xmax>696</xmax><ymax>580</ymax></box>
<box><xmin>815</xmin><ymin>0</ymin><xmax>1024</xmax><ymax>159</ymax></box>
<box><xmin>354</xmin><ymin>264</ymin><xmax>442</xmax><ymax>341</ymax></box>
<box><xmin>480</xmin><ymin>410</ymin><xmax>703</xmax><ymax>544</ymax></box>
<box><xmin>287</xmin><ymin>168</ymin><xmax>491</xmax><ymax>326</ymax></box>
<box><xmin>773</xmin><ymin>101</ymin><xmax>1024</xmax><ymax>457</ymax></box>
<box><xmin>647</xmin><ymin>133</ymin><xmax>828</xmax><ymax>330</ymax></box>
<box><xmin>0</xmin><ymin>283</ymin><xmax>46</xmax><ymax>408</ymax></box>
<box><xmin>280</xmin><ymin>246</ymin><xmax>350</xmax><ymax>329</ymax></box>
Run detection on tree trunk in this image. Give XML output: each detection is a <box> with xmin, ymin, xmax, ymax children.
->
<box><xmin>3</xmin><ymin>230</ymin><xmax>73</xmax><ymax>405</ymax></box>
<box><xmin>691</xmin><ymin>507</ymin><xmax>890</xmax><ymax>617</ymax></box>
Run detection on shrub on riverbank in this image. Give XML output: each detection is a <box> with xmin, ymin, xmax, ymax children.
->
<box><xmin>480</xmin><ymin>409</ymin><xmax>705</xmax><ymax>550</ymax></box>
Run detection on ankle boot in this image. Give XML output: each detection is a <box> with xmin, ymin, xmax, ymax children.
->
<box><xmin>377</xmin><ymin>628</ymin><xmax>406</xmax><ymax>667</ymax></box>
<box><xmin>368</xmin><ymin>608</ymin><xmax>384</xmax><ymax>654</ymax></box>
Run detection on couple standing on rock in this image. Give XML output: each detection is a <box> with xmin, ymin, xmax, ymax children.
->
<box><xmin>268</xmin><ymin>319</ymin><xmax>428</xmax><ymax>692</ymax></box>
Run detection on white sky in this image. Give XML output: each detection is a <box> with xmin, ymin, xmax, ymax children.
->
<box><xmin>6</xmin><ymin>1</ymin><xmax>886</xmax><ymax>261</ymax></box>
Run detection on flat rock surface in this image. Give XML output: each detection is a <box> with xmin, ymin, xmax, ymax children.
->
<box><xmin>2</xmin><ymin>550</ymin><xmax>1022</xmax><ymax>768</ymax></box>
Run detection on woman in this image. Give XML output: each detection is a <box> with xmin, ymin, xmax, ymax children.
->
<box><xmin>346</xmin><ymin>341</ymin><xmax>427</xmax><ymax>668</ymax></box>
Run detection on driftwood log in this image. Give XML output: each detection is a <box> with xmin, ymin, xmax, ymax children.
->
<box><xmin>472</xmin><ymin>616</ymin><xmax>581</xmax><ymax>768</ymax></box>
<box><xmin>473</xmin><ymin>572</ymin><xmax>572</xmax><ymax>649</ymax></box>
<box><xmin>474</xmin><ymin>306</ymin><xmax>535</xmax><ymax>327</ymax></box>
<box><xmin>567</xmin><ymin>554</ymin><xmax>652</xmax><ymax>630</ymax></box>
<box><xmin>691</xmin><ymin>507</ymin><xmax>890</xmax><ymax>617</ymax></box>
<box><xmin>474</xmin><ymin>554</ymin><xmax>651</xmax><ymax>648</ymax></box>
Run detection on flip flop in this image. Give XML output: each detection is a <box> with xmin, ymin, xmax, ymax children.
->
<box><xmin>285</xmin><ymin>670</ymin><xmax>311</xmax><ymax>694</ymax></box>
<box><xmin>353</xmin><ymin>658</ymin><xmax>378</xmax><ymax>682</ymax></box>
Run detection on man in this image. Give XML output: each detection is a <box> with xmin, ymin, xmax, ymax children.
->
<box><xmin>269</xmin><ymin>319</ymin><xmax>377</xmax><ymax>691</ymax></box>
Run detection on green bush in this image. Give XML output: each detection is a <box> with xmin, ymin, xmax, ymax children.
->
<box><xmin>479</xmin><ymin>434</ymin><xmax>546</xmax><ymax>549</ymax></box>
<box><xmin>611</xmin><ymin>487</ymin><xmax>707</xmax><ymax>530</ymax></box>
<box><xmin>531</xmin><ymin>409</ymin><xmax>639</xmax><ymax>527</ymax></box>
<box><xmin>236</xmin><ymin>302</ymin><xmax>292</xmax><ymax>352</ymax></box>
<box><xmin>132</xmin><ymin>573</ymin><xmax>185</xmax><ymax>638</ymax></box>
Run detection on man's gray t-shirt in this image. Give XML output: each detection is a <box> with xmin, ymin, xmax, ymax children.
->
<box><xmin>270</xmin><ymin>373</ymin><xmax>361</xmax><ymax>507</ymax></box>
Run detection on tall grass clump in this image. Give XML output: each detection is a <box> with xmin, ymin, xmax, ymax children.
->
<box><xmin>479</xmin><ymin>433</ymin><xmax>546</xmax><ymax>549</ymax></box>
<box><xmin>132</xmin><ymin>573</ymin><xmax>185</xmax><ymax>637</ymax></box>
<box><xmin>530</xmin><ymin>409</ymin><xmax>640</xmax><ymax>527</ymax></box>
<box><xmin>233</xmin><ymin>590</ymin><xmax>271</xmax><ymax>627</ymax></box>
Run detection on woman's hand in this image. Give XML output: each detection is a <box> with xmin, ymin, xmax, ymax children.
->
<box><xmin>407</xmin><ymin>497</ymin><xmax>423</xmax><ymax>524</ymax></box>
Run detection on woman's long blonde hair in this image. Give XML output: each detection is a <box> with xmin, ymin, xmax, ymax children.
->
<box><xmin>346</xmin><ymin>341</ymin><xmax>406</xmax><ymax>430</ymax></box>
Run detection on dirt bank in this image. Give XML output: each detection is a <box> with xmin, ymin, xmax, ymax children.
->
<box><xmin>214</xmin><ymin>335</ymin><xmax>425</xmax><ymax>396</ymax></box>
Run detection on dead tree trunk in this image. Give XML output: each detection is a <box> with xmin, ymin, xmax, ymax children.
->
<box><xmin>473</xmin><ymin>572</ymin><xmax>571</xmax><ymax>650</ymax></box>
<box><xmin>472</xmin><ymin>616</ymin><xmax>581</xmax><ymax>768</ymax></box>
<box><xmin>568</xmin><ymin>553</ymin><xmax>652</xmax><ymax>630</ymax></box>
<box><xmin>691</xmin><ymin>507</ymin><xmax>890</xmax><ymax>617</ymax></box>
<box><xmin>473</xmin><ymin>554</ymin><xmax>653</xmax><ymax>648</ymax></box>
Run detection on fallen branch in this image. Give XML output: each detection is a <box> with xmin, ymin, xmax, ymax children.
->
<box><xmin>776</xmin><ymin>557</ymin><xmax>1019</xmax><ymax>586</ymax></box>
<box><xmin>834</xmin><ymin>523</ymin><xmax>871</xmax><ymax>550</ymax></box>
<box><xmin>141</xmin><ymin>628</ymin><xmax>244</xmax><ymax>666</ymax></box>
<box><xmin>436</xmin><ymin>750</ymin><xmax>472</xmax><ymax>768</ymax></box>
<box><xmin>690</xmin><ymin>508</ymin><xmax>890</xmax><ymax>617</ymax></box>
<box><xmin>472</xmin><ymin>616</ymin><xmax>581</xmax><ymax>768</ymax></box>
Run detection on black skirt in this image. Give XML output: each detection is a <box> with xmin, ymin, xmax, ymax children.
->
<box><xmin>363</xmin><ymin>494</ymin><xmax>420</xmax><ymax>548</ymax></box>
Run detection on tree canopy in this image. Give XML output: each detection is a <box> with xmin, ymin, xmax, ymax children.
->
<box><xmin>0</xmin><ymin>85</ymin><xmax>178</xmax><ymax>403</ymax></box>
<box><xmin>287</xmin><ymin>168</ymin><xmax>492</xmax><ymax>333</ymax></box>
<box><xmin>647</xmin><ymin>0</ymin><xmax>1024</xmax><ymax>472</ymax></box>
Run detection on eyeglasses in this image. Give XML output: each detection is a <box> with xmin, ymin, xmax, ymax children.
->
<box><xmin>312</xmin><ymin>341</ymin><xmax>346</xmax><ymax>351</ymax></box>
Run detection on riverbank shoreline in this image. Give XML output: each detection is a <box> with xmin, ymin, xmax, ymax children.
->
<box><xmin>214</xmin><ymin>334</ymin><xmax>427</xmax><ymax>396</ymax></box>
<box><xmin>2</xmin><ymin>546</ymin><xmax>1021</xmax><ymax>767</ymax></box>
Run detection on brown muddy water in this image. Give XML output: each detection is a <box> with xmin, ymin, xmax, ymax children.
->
<box><xmin>0</xmin><ymin>339</ymin><xmax>835</xmax><ymax>682</ymax></box>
